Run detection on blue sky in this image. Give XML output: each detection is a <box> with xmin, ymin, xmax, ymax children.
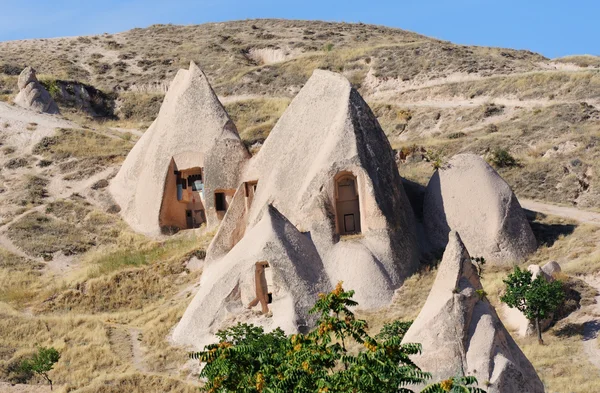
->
<box><xmin>0</xmin><ymin>0</ymin><xmax>598</xmax><ymax>58</ymax></box>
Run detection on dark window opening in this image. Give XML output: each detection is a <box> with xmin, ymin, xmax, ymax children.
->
<box><xmin>215</xmin><ymin>192</ymin><xmax>226</xmax><ymax>212</ymax></box>
<box><xmin>188</xmin><ymin>174</ymin><xmax>203</xmax><ymax>192</ymax></box>
<box><xmin>176</xmin><ymin>171</ymin><xmax>183</xmax><ymax>201</ymax></box>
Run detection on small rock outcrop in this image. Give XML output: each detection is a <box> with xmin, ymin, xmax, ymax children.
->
<box><xmin>424</xmin><ymin>153</ymin><xmax>536</xmax><ymax>264</ymax></box>
<box><xmin>542</xmin><ymin>260</ymin><xmax>562</xmax><ymax>278</ymax></box>
<box><xmin>14</xmin><ymin>67</ymin><xmax>60</xmax><ymax>114</ymax></box>
<box><xmin>402</xmin><ymin>231</ymin><xmax>544</xmax><ymax>393</ymax></box>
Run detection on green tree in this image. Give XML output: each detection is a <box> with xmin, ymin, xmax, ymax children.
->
<box><xmin>19</xmin><ymin>346</ymin><xmax>60</xmax><ymax>390</ymax></box>
<box><xmin>192</xmin><ymin>282</ymin><xmax>485</xmax><ymax>393</ymax></box>
<box><xmin>500</xmin><ymin>267</ymin><xmax>565</xmax><ymax>344</ymax></box>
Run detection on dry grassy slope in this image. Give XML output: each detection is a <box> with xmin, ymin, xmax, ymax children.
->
<box><xmin>1</xmin><ymin>19</ymin><xmax>600</xmax><ymax>392</ymax></box>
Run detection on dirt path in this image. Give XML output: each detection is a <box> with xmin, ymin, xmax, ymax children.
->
<box><xmin>520</xmin><ymin>199</ymin><xmax>600</xmax><ymax>226</ymax></box>
<box><xmin>581</xmin><ymin>276</ymin><xmax>600</xmax><ymax>369</ymax></box>
<box><xmin>107</xmin><ymin>325</ymin><xmax>149</xmax><ymax>373</ymax></box>
<box><xmin>130</xmin><ymin>328</ymin><xmax>149</xmax><ymax>373</ymax></box>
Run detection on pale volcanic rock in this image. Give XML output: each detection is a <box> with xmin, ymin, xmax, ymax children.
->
<box><xmin>14</xmin><ymin>67</ymin><xmax>60</xmax><ymax>114</ymax></box>
<box><xmin>424</xmin><ymin>153</ymin><xmax>537</xmax><ymax>264</ymax></box>
<box><xmin>109</xmin><ymin>62</ymin><xmax>249</xmax><ymax>235</ymax></box>
<box><xmin>402</xmin><ymin>231</ymin><xmax>544</xmax><ymax>393</ymax></box>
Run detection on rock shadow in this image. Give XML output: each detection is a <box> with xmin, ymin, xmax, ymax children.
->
<box><xmin>524</xmin><ymin>209</ymin><xmax>576</xmax><ymax>247</ymax></box>
<box><xmin>553</xmin><ymin>322</ymin><xmax>585</xmax><ymax>338</ymax></box>
<box><xmin>583</xmin><ymin>320</ymin><xmax>600</xmax><ymax>342</ymax></box>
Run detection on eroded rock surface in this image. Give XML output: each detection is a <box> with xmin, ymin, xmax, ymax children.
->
<box><xmin>14</xmin><ymin>67</ymin><xmax>60</xmax><ymax>114</ymax></box>
<box><xmin>402</xmin><ymin>231</ymin><xmax>544</xmax><ymax>393</ymax></box>
<box><xmin>424</xmin><ymin>153</ymin><xmax>536</xmax><ymax>264</ymax></box>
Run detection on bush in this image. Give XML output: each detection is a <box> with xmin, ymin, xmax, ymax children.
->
<box><xmin>490</xmin><ymin>148</ymin><xmax>517</xmax><ymax>168</ymax></box>
<box><xmin>19</xmin><ymin>346</ymin><xmax>60</xmax><ymax>390</ymax></box>
<box><xmin>4</xmin><ymin>157</ymin><xmax>29</xmax><ymax>169</ymax></box>
<box><xmin>482</xmin><ymin>103</ymin><xmax>504</xmax><ymax>117</ymax></box>
<box><xmin>447</xmin><ymin>132</ymin><xmax>466</xmax><ymax>139</ymax></box>
<box><xmin>192</xmin><ymin>283</ymin><xmax>485</xmax><ymax>392</ymax></box>
<box><xmin>486</xmin><ymin>124</ymin><xmax>498</xmax><ymax>133</ymax></box>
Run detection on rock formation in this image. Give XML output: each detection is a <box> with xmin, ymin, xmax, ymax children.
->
<box><xmin>14</xmin><ymin>67</ymin><xmax>60</xmax><ymax>114</ymax></box>
<box><xmin>542</xmin><ymin>260</ymin><xmax>561</xmax><ymax>277</ymax></box>
<box><xmin>424</xmin><ymin>153</ymin><xmax>536</xmax><ymax>264</ymax></box>
<box><xmin>109</xmin><ymin>62</ymin><xmax>250</xmax><ymax>235</ymax></box>
<box><xmin>402</xmin><ymin>231</ymin><xmax>544</xmax><ymax>393</ymax></box>
<box><xmin>172</xmin><ymin>205</ymin><xmax>331</xmax><ymax>349</ymax></box>
<box><xmin>173</xmin><ymin>69</ymin><xmax>420</xmax><ymax>348</ymax></box>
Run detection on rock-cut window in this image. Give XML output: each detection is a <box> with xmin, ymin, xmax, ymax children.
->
<box><xmin>215</xmin><ymin>192</ymin><xmax>226</xmax><ymax>212</ymax></box>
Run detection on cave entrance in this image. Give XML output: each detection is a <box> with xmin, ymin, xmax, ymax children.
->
<box><xmin>335</xmin><ymin>173</ymin><xmax>361</xmax><ymax>235</ymax></box>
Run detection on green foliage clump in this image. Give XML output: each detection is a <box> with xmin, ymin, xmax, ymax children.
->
<box><xmin>19</xmin><ymin>346</ymin><xmax>60</xmax><ymax>390</ymax></box>
<box><xmin>192</xmin><ymin>283</ymin><xmax>485</xmax><ymax>393</ymax></box>
<box><xmin>447</xmin><ymin>132</ymin><xmax>466</xmax><ymax>139</ymax></box>
<box><xmin>500</xmin><ymin>267</ymin><xmax>565</xmax><ymax>344</ymax></box>
<box><xmin>490</xmin><ymin>148</ymin><xmax>517</xmax><ymax>168</ymax></box>
<box><xmin>40</xmin><ymin>79</ymin><xmax>61</xmax><ymax>98</ymax></box>
<box><xmin>426</xmin><ymin>149</ymin><xmax>444</xmax><ymax>170</ymax></box>
<box><xmin>375</xmin><ymin>320</ymin><xmax>412</xmax><ymax>341</ymax></box>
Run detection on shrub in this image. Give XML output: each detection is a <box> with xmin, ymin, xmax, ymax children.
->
<box><xmin>482</xmin><ymin>103</ymin><xmax>504</xmax><ymax>117</ymax></box>
<box><xmin>486</xmin><ymin>123</ymin><xmax>498</xmax><ymax>133</ymax></box>
<box><xmin>19</xmin><ymin>346</ymin><xmax>60</xmax><ymax>390</ymax></box>
<box><xmin>23</xmin><ymin>175</ymin><xmax>49</xmax><ymax>206</ymax></box>
<box><xmin>40</xmin><ymin>79</ymin><xmax>61</xmax><ymax>98</ymax></box>
<box><xmin>447</xmin><ymin>132</ymin><xmax>466</xmax><ymax>139</ymax></box>
<box><xmin>425</xmin><ymin>150</ymin><xmax>443</xmax><ymax>169</ymax></box>
<box><xmin>118</xmin><ymin>93</ymin><xmax>164</xmax><ymax>121</ymax></box>
<box><xmin>490</xmin><ymin>148</ymin><xmax>517</xmax><ymax>168</ymax></box>
<box><xmin>4</xmin><ymin>157</ymin><xmax>29</xmax><ymax>169</ymax></box>
<box><xmin>191</xmin><ymin>283</ymin><xmax>485</xmax><ymax>392</ymax></box>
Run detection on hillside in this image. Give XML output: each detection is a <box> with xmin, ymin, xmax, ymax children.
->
<box><xmin>1</xmin><ymin>19</ymin><xmax>599</xmax><ymax>208</ymax></box>
<box><xmin>0</xmin><ymin>19</ymin><xmax>600</xmax><ymax>392</ymax></box>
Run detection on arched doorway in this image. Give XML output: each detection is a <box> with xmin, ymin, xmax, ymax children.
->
<box><xmin>335</xmin><ymin>173</ymin><xmax>361</xmax><ymax>235</ymax></box>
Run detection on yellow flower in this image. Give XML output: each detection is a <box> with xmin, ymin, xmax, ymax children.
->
<box><xmin>256</xmin><ymin>373</ymin><xmax>265</xmax><ymax>392</ymax></box>
<box><xmin>302</xmin><ymin>361</ymin><xmax>310</xmax><ymax>371</ymax></box>
<box><xmin>294</xmin><ymin>343</ymin><xmax>302</xmax><ymax>351</ymax></box>
<box><xmin>332</xmin><ymin>281</ymin><xmax>344</xmax><ymax>296</ymax></box>
<box><xmin>440</xmin><ymin>378</ymin><xmax>454</xmax><ymax>391</ymax></box>
<box><xmin>218</xmin><ymin>341</ymin><xmax>232</xmax><ymax>349</ymax></box>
